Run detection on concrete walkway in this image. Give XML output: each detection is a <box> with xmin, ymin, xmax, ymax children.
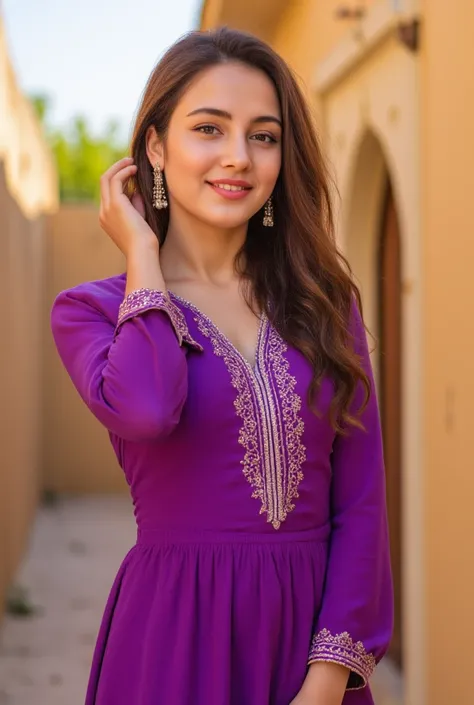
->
<box><xmin>0</xmin><ymin>496</ymin><xmax>136</xmax><ymax>705</ymax></box>
<box><xmin>0</xmin><ymin>495</ymin><xmax>401</xmax><ymax>705</ymax></box>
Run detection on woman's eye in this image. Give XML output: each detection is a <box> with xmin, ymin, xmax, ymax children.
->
<box><xmin>196</xmin><ymin>125</ymin><xmax>219</xmax><ymax>135</ymax></box>
<box><xmin>252</xmin><ymin>133</ymin><xmax>277</xmax><ymax>143</ymax></box>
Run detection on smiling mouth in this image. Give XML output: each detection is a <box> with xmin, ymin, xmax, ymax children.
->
<box><xmin>208</xmin><ymin>182</ymin><xmax>252</xmax><ymax>192</ymax></box>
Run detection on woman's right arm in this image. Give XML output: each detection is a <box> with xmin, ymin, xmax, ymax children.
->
<box><xmin>51</xmin><ymin>273</ymin><xmax>201</xmax><ymax>443</ymax></box>
<box><xmin>51</xmin><ymin>157</ymin><xmax>202</xmax><ymax>443</ymax></box>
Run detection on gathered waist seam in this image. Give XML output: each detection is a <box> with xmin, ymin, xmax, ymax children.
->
<box><xmin>136</xmin><ymin>525</ymin><xmax>330</xmax><ymax>547</ymax></box>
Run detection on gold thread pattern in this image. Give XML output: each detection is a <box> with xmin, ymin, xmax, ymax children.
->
<box><xmin>177</xmin><ymin>297</ymin><xmax>306</xmax><ymax>529</ymax></box>
<box><xmin>308</xmin><ymin>628</ymin><xmax>376</xmax><ymax>690</ymax></box>
<box><xmin>192</xmin><ymin>314</ymin><xmax>264</xmax><ymax>510</ymax></box>
<box><xmin>116</xmin><ymin>288</ymin><xmax>203</xmax><ymax>350</ymax></box>
<box><xmin>261</xmin><ymin>327</ymin><xmax>306</xmax><ymax>527</ymax></box>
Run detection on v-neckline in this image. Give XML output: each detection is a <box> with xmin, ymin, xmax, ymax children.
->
<box><xmin>168</xmin><ymin>291</ymin><xmax>267</xmax><ymax>374</ymax></box>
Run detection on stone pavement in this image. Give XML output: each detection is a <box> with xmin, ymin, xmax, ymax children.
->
<box><xmin>0</xmin><ymin>496</ymin><xmax>136</xmax><ymax>705</ymax></box>
<box><xmin>0</xmin><ymin>495</ymin><xmax>401</xmax><ymax>705</ymax></box>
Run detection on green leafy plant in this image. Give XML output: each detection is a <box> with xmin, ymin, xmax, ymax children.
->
<box><xmin>30</xmin><ymin>93</ymin><xmax>129</xmax><ymax>203</ymax></box>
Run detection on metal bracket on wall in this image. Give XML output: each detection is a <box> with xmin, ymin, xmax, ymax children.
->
<box><xmin>397</xmin><ymin>18</ymin><xmax>420</xmax><ymax>52</ymax></box>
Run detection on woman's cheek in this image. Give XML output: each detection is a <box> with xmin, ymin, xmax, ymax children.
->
<box><xmin>177</xmin><ymin>135</ymin><xmax>217</xmax><ymax>166</ymax></box>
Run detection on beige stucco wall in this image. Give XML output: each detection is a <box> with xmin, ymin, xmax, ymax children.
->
<box><xmin>0</xmin><ymin>15</ymin><xmax>58</xmax><ymax>616</ymax></box>
<box><xmin>420</xmin><ymin>2</ymin><xmax>474</xmax><ymax>703</ymax></box>
<box><xmin>43</xmin><ymin>206</ymin><xmax>127</xmax><ymax>495</ymax></box>
<box><xmin>0</xmin><ymin>19</ymin><xmax>57</xmax><ymax>218</ymax></box>
<box><xmin>0</xmin><ymin>164</ymin><xmax>46</xmax><ymax>619</ymax></box>
<box><xmin>271</xmin><ymin>0</ymin><xmax>354</xmax><ymax>89</ymax></box>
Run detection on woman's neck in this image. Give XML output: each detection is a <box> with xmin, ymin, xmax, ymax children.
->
<box><xmin>159</xmin><ymin>216</ymin><xmax>247</xmax><ymax>287</ymax></box>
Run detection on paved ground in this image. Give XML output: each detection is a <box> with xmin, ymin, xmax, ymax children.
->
<box><xmin>0</xmin><ymin>495</ymin><xmax>401</xmax><ymax>705</ymax></box>
<box><xmin>0</xmin><ymin>496</ymin><xmax>136</xmax><ymax>705</ymax></box>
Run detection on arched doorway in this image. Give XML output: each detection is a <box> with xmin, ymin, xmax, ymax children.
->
<box><xmin>344</xmin><ymin>131</ymin><xmax>403</xmax><ymax>669</ymax></box>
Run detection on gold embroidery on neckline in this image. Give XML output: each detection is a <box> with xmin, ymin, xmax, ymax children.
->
<box><xmin>190</xmin><ymin>309</ymin><xmax>306</xmax><ymax>529</ymax></box>
<box><xmin>259</xmin><ymin>326</ymin><xmax>306</xmax><ymax>527</ymax></box>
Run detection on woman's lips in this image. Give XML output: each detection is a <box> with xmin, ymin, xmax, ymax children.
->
<box><xmin>207</xmin><ymin>182</ymin><xmax>253</xmax><ymax>200</ymax></box>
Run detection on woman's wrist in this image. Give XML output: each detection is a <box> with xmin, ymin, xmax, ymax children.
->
<box><xmin>300</xmin><ymin>662</ymin><xmax>349</xmax><ymax>705</ymax></box>
<box><xmin>125</xmin><ymin>240</ymin><xmax>166</xmax><ymax>296</ymax></box>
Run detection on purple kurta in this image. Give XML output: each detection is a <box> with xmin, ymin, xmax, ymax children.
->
<box><xmin>51</xmin><ymin>273</ymin><xmax>393</xmax><ymax>705</ymax></box>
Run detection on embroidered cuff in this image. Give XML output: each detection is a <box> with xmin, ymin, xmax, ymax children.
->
<box><xmin>117</xmin><ymin>288</ymin><xmax>203</xmax><ymax>351</ymax></box>
<box><xmin>308</xmin><ymin>628</ymin><xmax>376</xmax><ymax>690</ymax></box>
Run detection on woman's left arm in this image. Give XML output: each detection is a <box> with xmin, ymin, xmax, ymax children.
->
<box><xmin>294</xmin><ymin>299</ymin><xmax>394</xmax><ymax>704</ymax></box>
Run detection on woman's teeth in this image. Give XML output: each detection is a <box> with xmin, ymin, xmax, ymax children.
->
<box><xmin>213</xmin><ymin>184</ymin><xmax>247</xmax><ymax>191</ymax></box>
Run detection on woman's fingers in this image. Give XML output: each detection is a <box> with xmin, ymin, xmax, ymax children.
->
<box><xmin>100</xmin><ymin>157</ymin><xmax>134</xmax><ymax>210</ymax></box>
<box><xmin>98</xmin><ymin>157</ymin><xmax>157</xmax><ymax>258</ymax></box>
<box><xmin>109</xmin><ymin>164</ymin><xmax>138</xmax><ymax>202</ymax></box>
<box><xmin>103</xmin><ymin>157</ymin><xmax>134</xmax><ymax>181</ymax></box>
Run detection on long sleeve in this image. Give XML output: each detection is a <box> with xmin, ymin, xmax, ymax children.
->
<box><xmin>308</xmin><ymin>299</ymin><xmax>394</xmax><ymax>690</ymax></box>
<box><xmin>51</xmin><ymin>281</ymin><xmax>203</xmax><ymax>442</ymax></box>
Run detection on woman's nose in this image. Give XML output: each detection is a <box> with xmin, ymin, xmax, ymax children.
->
<box><xmin>221</xmin><ymin>135</ymin><xmax>251</xmax><ymax>171</ymax></box>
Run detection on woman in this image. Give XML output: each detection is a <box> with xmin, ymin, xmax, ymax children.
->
<box><xmin>51</xmin><ymin>27</ymin><xmax>393</xmax><ymax>705</ymax></box>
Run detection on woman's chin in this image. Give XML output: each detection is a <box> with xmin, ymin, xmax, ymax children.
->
<box><xmin>198</xmin><ymin>210</ymin><xmax>253</xmax><ymax>231</ymax></box>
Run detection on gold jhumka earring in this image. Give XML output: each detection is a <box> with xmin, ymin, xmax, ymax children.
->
<box><xmin>153</xmin><ymin>162</ymin><xmax>168</xmax><ymax>209</ymax></box>
<box><xmin>263</xmin><ymin>197</ymin><xmax>274</xmax><ymax>227</ymax></box>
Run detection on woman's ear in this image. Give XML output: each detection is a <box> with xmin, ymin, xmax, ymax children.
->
<box><xmin>145</xmin><ymin>125</ymin><xmax>165</xmax><ymax>170</ymax></box>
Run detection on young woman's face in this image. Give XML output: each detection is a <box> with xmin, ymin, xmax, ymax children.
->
<box><xmin>152</xmin><ymin>62</ymin><xmax>282</xmax><ymax>230</ymax></box>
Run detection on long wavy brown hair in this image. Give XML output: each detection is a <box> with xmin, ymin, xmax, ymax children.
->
<box><xmin>127</xmin><ymin>27</ymin><xmax>370</xmax><ymax>432</ymax></box>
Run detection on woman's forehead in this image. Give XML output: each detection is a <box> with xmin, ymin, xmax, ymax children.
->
<box><xmin>175</xmin><ymin>63</ymin><xmax>281</xmax><ymax>119</ymax></box>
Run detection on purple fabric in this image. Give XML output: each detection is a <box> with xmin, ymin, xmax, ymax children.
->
<box><xmin>51</xmin><ymin>273</ymin><xmax>393</xmax><ymax>705</ymax></box>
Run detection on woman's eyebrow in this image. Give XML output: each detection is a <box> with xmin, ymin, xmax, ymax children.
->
<box><xmin>186</xmin><ymin>107</ymin><xmax>282</xmax><ymax>127</ymax></box>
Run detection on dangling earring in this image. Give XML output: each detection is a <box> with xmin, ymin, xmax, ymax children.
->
<box><xmin>153</xmin><ymin>162</ymin><xmax>168</xmax><ymax>209</ymax></box>
<box><xmin>263</xmin><ymin>197</ymin><xmax>274</xmax><ymax>227</ymax></box>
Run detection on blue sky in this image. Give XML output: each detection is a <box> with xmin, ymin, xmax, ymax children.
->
<box><xmin>2</xmin><ymin>0</ymin><xmax>203</xmax><ymax>142</ymax></box>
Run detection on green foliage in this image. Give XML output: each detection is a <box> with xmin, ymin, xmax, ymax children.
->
<box><xmin>30</xmin><ymin>93</ymin><xmax>129</xmax><ymax>204</ymax></box>
<box><xmin>30</xmin><ymin>94</ymin><xmax>50</xmax><ymax>123</ymax></box>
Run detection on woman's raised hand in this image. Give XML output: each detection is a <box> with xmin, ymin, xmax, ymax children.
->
<box><xmin>99</xmin><ymin>157</ymin><xmax>158</xmax><ymax>259</ymax></box>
